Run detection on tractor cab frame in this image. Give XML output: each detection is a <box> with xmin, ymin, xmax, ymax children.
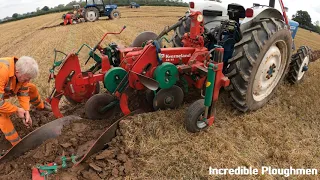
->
<box><xmin>86</xmin><ymin>0</ymin><xmax>105</xmax><ymax>13</ymax></box>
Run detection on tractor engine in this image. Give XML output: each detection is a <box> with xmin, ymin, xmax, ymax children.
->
<box><xmin>203</xmin><ymin>20</ymin><xmax>242</xmax><ymax>71</ymax></box>
<box><xmin>173</xmin><ymin>2</ymin><xmax>245</xmax><ymax>72</ymax></box>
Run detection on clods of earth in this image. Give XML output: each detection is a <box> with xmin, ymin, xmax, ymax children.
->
<box><xmin>0</xmin><ymin>91</ymin><xmax>161</xmax><ymax>179</ymax></box>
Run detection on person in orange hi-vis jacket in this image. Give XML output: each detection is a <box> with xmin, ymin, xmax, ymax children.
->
<box><xmin>0</xmin><ymin>56</ymin><xmax>51</xmax><ymax>146</ymax></box>
<box><xmin>63</xmin><ymin>13</ymin><xmax>73</xmax><ymax>25</ymax></box>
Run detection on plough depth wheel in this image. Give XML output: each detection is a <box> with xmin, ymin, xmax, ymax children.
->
<box><xmin>185</xmin><ymin>99</ymin><xmax>215</xmax><ymax>133</ymax></box>
<box><xmin>85</xmin><ymin>94</ymin><xmax>117</xmax><ymax>120</ymax></box>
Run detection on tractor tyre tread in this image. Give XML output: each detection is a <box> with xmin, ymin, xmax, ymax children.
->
<box><xmin>287</xmin><ymin>46</ymin><xmax>312</xmax><ymax>84</ymax></box>
<box><xmin>225</xmin><ymin>18</ymin><xmax>292</xmax><ymax>112</ymax></box>
<box><xmin>172</xmin><ymin>17</ymin><xmax>191</xmax><ymax>47</ymax></box>
<box><xmin>109</xmin><ymin>9</ymin><xmax>121</xmax><ymax>20</ymax></box>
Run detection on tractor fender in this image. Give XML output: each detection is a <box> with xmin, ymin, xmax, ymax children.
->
<box><xmin>188</xmin><ymin>1</ymin><xmax>229</xmax><ymax>34</ymax></box>
<box><xmin>105</xmin><ymin>4</ymin><xmax>118</xmax><ymax>16</ymax></box>
<box><xmin>240</xmin><ymin>7</ymin><xmax>284</xmax><ymax>31</ymax></box>
<box><xmin>190</xmin><ymin>1</ymin><xmax>228</xmax><ymax>16</ymax></box>
<box><xmin>105</xmin><ymin>4</ymin><xmax>118</xmax><ymax>9</ymax></box>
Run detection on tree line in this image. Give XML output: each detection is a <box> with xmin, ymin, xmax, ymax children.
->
<box><xmin>0</xmin><ymin>0</ymin><xmax>188</xmax><ymax>24</ymax></box>
<box><xmin>292</xmin><ymin>10</ymin><xmax>320</xmax><ymax>34</ymax></box>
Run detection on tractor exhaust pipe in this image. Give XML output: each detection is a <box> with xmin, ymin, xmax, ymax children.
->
<box><xmin>269</xmin><ymin>0</ymin><xmax>275</xmax><ymax>8</ymax></box>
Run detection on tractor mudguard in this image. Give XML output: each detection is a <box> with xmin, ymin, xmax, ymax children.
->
<box><xmin>105</xmin><ymin>5</ymin><xmax>118</xmax><ymax>17</ymax></box>
<box><xmin>0</xmin><ymin>115</ymin><xmax>82</xmax><ymax>163</ymax></box>
<box><xmin>240</xmin><ymin>7</ymin><xmax>284</xmax><ymax>31</ymax></box>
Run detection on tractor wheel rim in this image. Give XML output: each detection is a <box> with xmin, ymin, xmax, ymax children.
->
<box><xmin>197</xmin><ymin>113</ymin><xmax>207</xmax><ymax>129</ymax></box>
<box><xmin>297</xmin><ymin>55</ymin><xmax>309</xmax><ymax>80</ymax></box>
<box><xmin>87</xmin><ymin>11</ymin><xmax>97</xmax><ymax>21</ymax></box>
<box><xmin>253</xmin><ymin>41</ymin><xmax>287</xmax><ymax>102</ymax></box>
<box><xmin>113</xmin><ymin>13</ymin><xmax>119</xmax><ymax>17</ymax></box>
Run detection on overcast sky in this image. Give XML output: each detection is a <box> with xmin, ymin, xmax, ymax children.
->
<box><xmin>0</xmin><ymin>0</ymin><xmax>319</xmax><ymax>23</ymax></box>
<box><xmin>0</xmin><ymin>0</ymin><xmax>71</xmax><ymax>19</ymax></box>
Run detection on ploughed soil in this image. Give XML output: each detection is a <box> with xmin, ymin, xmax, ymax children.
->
<box><xmin>312</xmin><ymin>50</ymin><xmax>320</xmax><ymax>62</ymax></box>
<box><xmin>0</xmin><ymin>90</ymin><xmax>161</xmax><ymax>179</ymax></box>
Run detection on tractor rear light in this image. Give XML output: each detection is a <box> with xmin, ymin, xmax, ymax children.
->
<box><xmin>246</xmin><ymin>8</ymin><xmax>254</xmax><ymax>17</ymax></box>
<box><xmin>189</xmin><ymin>2</ymin><xmax>195</xmax><ymax>9</ymax></box>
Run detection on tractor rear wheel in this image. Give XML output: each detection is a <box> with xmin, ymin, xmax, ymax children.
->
<box><xmin>172</xmin><ymin>17</ymin><xmax>191</xmax><ymax>47</ymax></box>
<box><xmin>85</xmin><ymin>93</ymin><xmax>117</xmax><ymax>120</ymax></box>
<box><xmin>287</xmin><ymin>46</ymin><xmax>312</xmax><ymax>84</ymax></box>
<box><xmin>84</xmin><ymin>7</ymin><xmax>99</xmax><ymax>22</ymax></box>
<box><xmin>225</xmin><ymin>18</ymin><xmax>292</xmax><ymax>112</ymax></box>
<box><xmin>109</xmin><ymin>9</ymin><xmax>121</xmax><ymax>20</ymax></box>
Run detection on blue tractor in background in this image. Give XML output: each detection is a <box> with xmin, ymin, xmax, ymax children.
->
<box><xmin>130</xmin><ymin>2</ymin><xmax>140</xmax><ymax>8</ymax></box>
<box><xmin>84</xmin><ymin>0</ymin><xmax>121</xmax><ymax>22</ymax></box>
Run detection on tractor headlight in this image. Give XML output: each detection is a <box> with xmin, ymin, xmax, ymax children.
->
<box><xmin>197</xmin><ymin>14</ymin><xmax>203</xmax><ymax>22</ymax></box>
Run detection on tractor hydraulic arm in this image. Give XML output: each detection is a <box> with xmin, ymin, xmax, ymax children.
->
<box><xmin>156</xmin><ymin>16</ymin><xmax>188</xmax><ymax>40</ymax></box>
<box><xmin>203</xmin><ymin>48</ymin><xmax>230</xmax><ymax>126</ymax></box>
